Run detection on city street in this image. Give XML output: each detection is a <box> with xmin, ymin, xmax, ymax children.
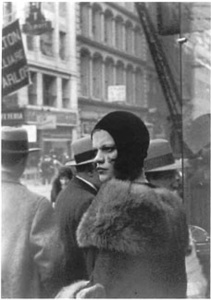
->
<box><xmin>2</xmin><ymin>2</ymin><xmax>210</xmax><ymax>298</ymax></box>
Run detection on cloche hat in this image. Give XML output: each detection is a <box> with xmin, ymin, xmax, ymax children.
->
<box><xmin>144</xmin><ymin>139</ymin><xmax>181</xmax><ymax>172</ymax></box>
<box><xmin>69</xmin><ymin>136</ymin><xmax>96</xmax><ymax>166</ymax></box>
<box><xmin>92</xmin><ymin>111</ymin><xmax>149</xmax><ymax>160</ymax></box>
<box><xmin>2</xmin><ymin>127</ymin><xmax>40</xmax><ymax>154</ymax></box>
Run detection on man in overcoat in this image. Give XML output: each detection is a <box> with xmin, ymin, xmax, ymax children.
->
<box><xmin>55</xmin><ymin>136</ymin><xmax>101</xmax><ymax>285</ymax></box>
<box><xmin>1</xmin><ymin>127</ymin><xmax>64</xmax><ymax>298</ymax></box>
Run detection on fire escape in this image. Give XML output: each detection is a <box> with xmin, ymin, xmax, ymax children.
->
<box><xmin>135</xmin><ymin>3</ymin><xmax>187</xmax><ymax>155</ymax></box>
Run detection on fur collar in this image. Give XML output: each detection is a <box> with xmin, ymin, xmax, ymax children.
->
<box><xmin>77</xmin><ymin>179</ymin><xmax>188</xmax><ymax>256</ymax></box>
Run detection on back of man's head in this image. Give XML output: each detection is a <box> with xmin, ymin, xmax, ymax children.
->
<box><xmin>75</xmin><ymin>163</ymin><xmax>94</xmax><ymax>174</ymax></box>
<box><xmin>75</xmin><ymin>163</ymin><xmax>101</xmax><ymax>189</ymax></box>
<box><xmin>1</xmin><ymin>127</ymin><xmax>39</xmax><ymax>177</ymax></box>
<box><xmin>2</xmin><ymin>127</ymin><xmax>29</xmax><ymax>176</ymax></box>
<box><xmin>145</xmin><ymin>139</ymin><xmax>182</xmax><ymax>190</ymax></box>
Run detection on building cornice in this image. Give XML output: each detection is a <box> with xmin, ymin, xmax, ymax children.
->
<box><xmin>105</xmin><ymin>2</ymin><xmax>140</xmax><ymax>22</ymax></box>
<box><xmin>27</xmin><ymin>63</ymin><xmax>77</xmax><ymax>78</ymax></box>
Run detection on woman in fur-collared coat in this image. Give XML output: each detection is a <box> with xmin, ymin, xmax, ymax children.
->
<box><xmin>77</xmin><ymin>178</ymin><xmax>189</xmax><ymax>298</ymax></box>
<box><xmin>57</xmin><ymin>111</ymin><xmax>189</xmax><ymax>299</ymax></box>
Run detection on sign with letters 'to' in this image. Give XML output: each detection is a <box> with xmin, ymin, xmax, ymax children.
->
<box><xmin>2</xmin><ymin>19</ymin><xmax>30</xmax><ymax>97</ymax></box>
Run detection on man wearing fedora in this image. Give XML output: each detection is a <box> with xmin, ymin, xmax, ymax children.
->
<box><xmin>144</xmin><ymin>138</ymin><xmax>183</xmax><ymax>192</ymax></box>
<box><xmin>145</xmin><ymin>138</ymin><xmax>208</xmax><ymax>299</ymax></box>
<box><xmin>1</xmin><ymin>127</ymin><xmax>64</xmax><ymax>298</ymax></box>
<box><xmin>55</xmin><ymin>136</ymin><xmax>101</xmax><ymax>285</ymax></box>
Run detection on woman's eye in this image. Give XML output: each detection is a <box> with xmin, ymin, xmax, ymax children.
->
<box><xmin>102</xmin><ymin>146</ymin><xmax>116</xmax><ymax>152</ymax></box>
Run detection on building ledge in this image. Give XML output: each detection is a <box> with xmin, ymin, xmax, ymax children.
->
<box><xmin>78</xmin><ymin>96</ymin><xmax>148</xmax><ymax>113</ymax></box>
<box><xmin>77</xmin><ymin>35</ymin><xmax>147</xmax><ymax>66</ymax></box>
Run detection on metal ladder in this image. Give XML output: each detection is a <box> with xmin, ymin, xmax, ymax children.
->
<box><xmin>135</xmin><ymin>3</ymin><xmax>182</xmax><ymax>141</ymax></box>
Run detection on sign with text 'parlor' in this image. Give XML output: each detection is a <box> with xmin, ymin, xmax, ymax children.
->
<box><xmin>2</xmin><ymin>19</ymin><xmax>30</xmax><ymax>97</ymax></box>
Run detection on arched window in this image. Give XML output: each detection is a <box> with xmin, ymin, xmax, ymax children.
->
<box><xmin>135</xmin><ymin>27</ymin><xmax>146</xmax><ymax>60</ymax></box>
<box><xmin>80</xmin><ymin>50</ymin><xmax>90</xmax><ymax>97</ymax></box>
<box><xmin>134</xmin><ymin>27</ymin><xmax>142</xmax><ymax>57</ymax></box>
<box><xmin>104</xmin><ymin>10</ymin><xmax>113</xmax><ymax>46</ymax></box>
<box><xmin>80</xmin><ymin>3</ymin><xmax>89</xmax><ymax>37</ymax></box>
<box><xmin>105</xmin><ymin>58</ymin><xmax>114</xmax><ymax>100</ymax></box>
<box><xmin>115</xmin><ymin>16</ymin><xmax>123</xmax><ymax>50</ymax></box>
<box><xmin>116</xmin><ymin>61</ymin><xmax>124</xmax><ymax>85</ymax></box>
<box><xmin>92</xmin><ymin>54</ymin><xmax>103</xmax><ymax>99</ymax></box>
<box><xmin>125</xmin><ymin>21</ymin><xmax>133</xmax><ymax>54</ymax></box>
<box><xmin>92</xmin><ymin>4</ymin><xmax>102</xmax><ymax>42</ymax></box>
<box><xmin>135</xmin><ymin>68</ymin><xmax>144</xmax><ymax>105</ymax></box>
<box><xmin>59</xmin><ymin>2</ymin><xmax>67</xmax><ymax>17</ymax></box>
<box><xmin>126</xmin><ymin>65</ymin><xmax>134</xmax><ymax>104</ymax></box>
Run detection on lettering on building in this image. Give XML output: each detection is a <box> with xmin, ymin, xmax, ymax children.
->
<box><xmin>2</xmin><ymin>112</ymin><xmax>23</xmax><ymax>120</ymax></box>
<box><xmin>1</xmin><ymin>109</ymin><xmax>24</xmax><ymax>126</ymax></box>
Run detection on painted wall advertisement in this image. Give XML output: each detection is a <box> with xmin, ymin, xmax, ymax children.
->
<box><xmin>2</xmin><ymin>19</ymin><xmax>30</xmax><ymax>97</ymax></box>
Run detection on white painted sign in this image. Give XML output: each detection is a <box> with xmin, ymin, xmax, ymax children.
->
<box><xmin>37</xmin><ymin>115</ymin><xmax>56</xmax><ymax>129</ymax></box>
<box><xmin>108</xmin><ymin>85</ymin><xmax>126</xmax><ymax>102</ymax></box>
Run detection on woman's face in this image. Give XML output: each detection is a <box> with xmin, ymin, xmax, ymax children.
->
<box><xmin>92</xmin><ymin>130</ymin><xmax>118</xmax><ymax>183</ymax></box>
<box><xmin>60</xmin><ymin>176</ymin><xmax>70</xmax><ymax>189</ymax></box>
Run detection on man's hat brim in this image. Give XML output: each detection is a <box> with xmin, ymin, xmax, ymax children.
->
<box><xmin>2</xmin><ymin>148</ymin><xmax>41</xmax><ymax>154</ymax></box>
<box><xmin>66</xmin><ymin>158</ymin><xmax>95</xmax><ymax>167</ymax></box>
<box><xmin>145</xmin><ymin>159</ymin><xmax>189</xmax><ymax>173</ymax></box>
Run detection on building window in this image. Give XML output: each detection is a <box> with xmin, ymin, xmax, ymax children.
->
<box><xmin>43</xmin><ymin>74</ymin><xmax>57</xmax><ymax>107</ymax></box>
<box><xmin>3</xmin><ymin>2</ymin><xmax>13</xmax><ymax>24</ymax></box>
<box><xmin>80</xmin><ymin>50</ymin><xmax>90</xmax><ymax>97</ymax></box>
<box><xmin>59</xmin><ymin>2</ymin><xmax>66</xmax><ymax>17</ymax></box>
<box><xmin>105</xmin><ymin>58</ymin><xmax>114</xmax><ymax>100</ymax></box>
<box><xmin>42</xmin><ymin>2</ymin><xmax>54</xmax><ymax>12</ymax></box>
<box><xmin>62</xmin><ymin>79</ymin><xmax>70</xmax><ymax>108</ymax></box>
<box><xmin>125</xmin><ymin>21</ymin><xmax>133</xmax><ymax>54</ymax></box>
<box><xmin>59</xmin><ymin>31</ymin><xmax>66</xmax><ymax>60</ymax></box>
<box><xmin>126</xmin><ymin>65</ymin><xmax>134</xmax><ymax>104</ymax></box>
<box><xmin>26</xmin><ymin>35</ymin><xmax>34</xmax><ymax>51</ymax></box>
<box><xmin>116</xmin><ymin>61</ymin><xmax>124</xmax><ymax>85</ymax></box>
<box><xmin>135</xmin><ymin>68</ymin><xmax>144</xmax><ymax>105</ymax></box>
<box><xmin>80</xmin><ymin>3</ymin><xmax>89</xmax><ymax>37</ymax></box>
<box><xmin>104</xmin><ymin>10</ymin><xmax>113</xmax><ymax>46</ymax></box>
<box><xmin>92</xmin><ymin>54</ymin><xmax>103</xmax><ymax>99</ymax></box>
<box><xmin>134</xmin><ymin>27</ymin><xmax>142</xmax><ymax>57</ymax></box>
<box><xmin>28</xmin><ymin>72</ymin><xmax>37</xmax><ymax>105</ymax></box>
<box><xmin>134</xmin><ymin>27</ymin><xmax>146</xmax><ymax>60</ymax></box>
<box><xmin>40</xmin><ymin>30</ymin><xmax>54</xmax><ymax>57</ymax></box>
<box><xmin>92</xmin><ymin>4</ymin><xmax>102</xmax><ymax>42</ymax></box>
<box><xmin>115</xmin><ymin>16</ymin><xmax>123</xmax><ymax>50</ymax></box>
<box><xmin>2</xmin><ymin>93</ymin><xmax>18</xmax><ymax>108</ymax></box>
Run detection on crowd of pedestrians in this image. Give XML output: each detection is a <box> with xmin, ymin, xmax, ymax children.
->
<box><xmin>1</xmin><ymin>110</ymin><xmax>209</xmax><ymax>298</ymax></box>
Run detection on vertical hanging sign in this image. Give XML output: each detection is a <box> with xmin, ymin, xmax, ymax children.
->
<box><xmin>2</xmin><ymin>19</ymin><xmax>30</xmax><ymax>97</ymax></box>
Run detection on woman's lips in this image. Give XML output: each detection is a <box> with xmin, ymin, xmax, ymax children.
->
<box><xmin>97</xmin><ymin>168</ymin><xmax>107</xmax><ymax>174</ymax></box>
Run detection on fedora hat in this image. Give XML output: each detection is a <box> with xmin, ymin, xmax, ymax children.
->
<box><xmin>144</xmin><ymin>139</ymin><xmax>181</xmax><ymax>172</ymax></box>
<box><xmin>2</xmin><ymin>126</ymin><xmax>40</xmax><ymax>154</ymax></box>
<box><xmin>69</xmin><ymin>136</ymin><xmax>96</xmax><ymax>166</ymax></box>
